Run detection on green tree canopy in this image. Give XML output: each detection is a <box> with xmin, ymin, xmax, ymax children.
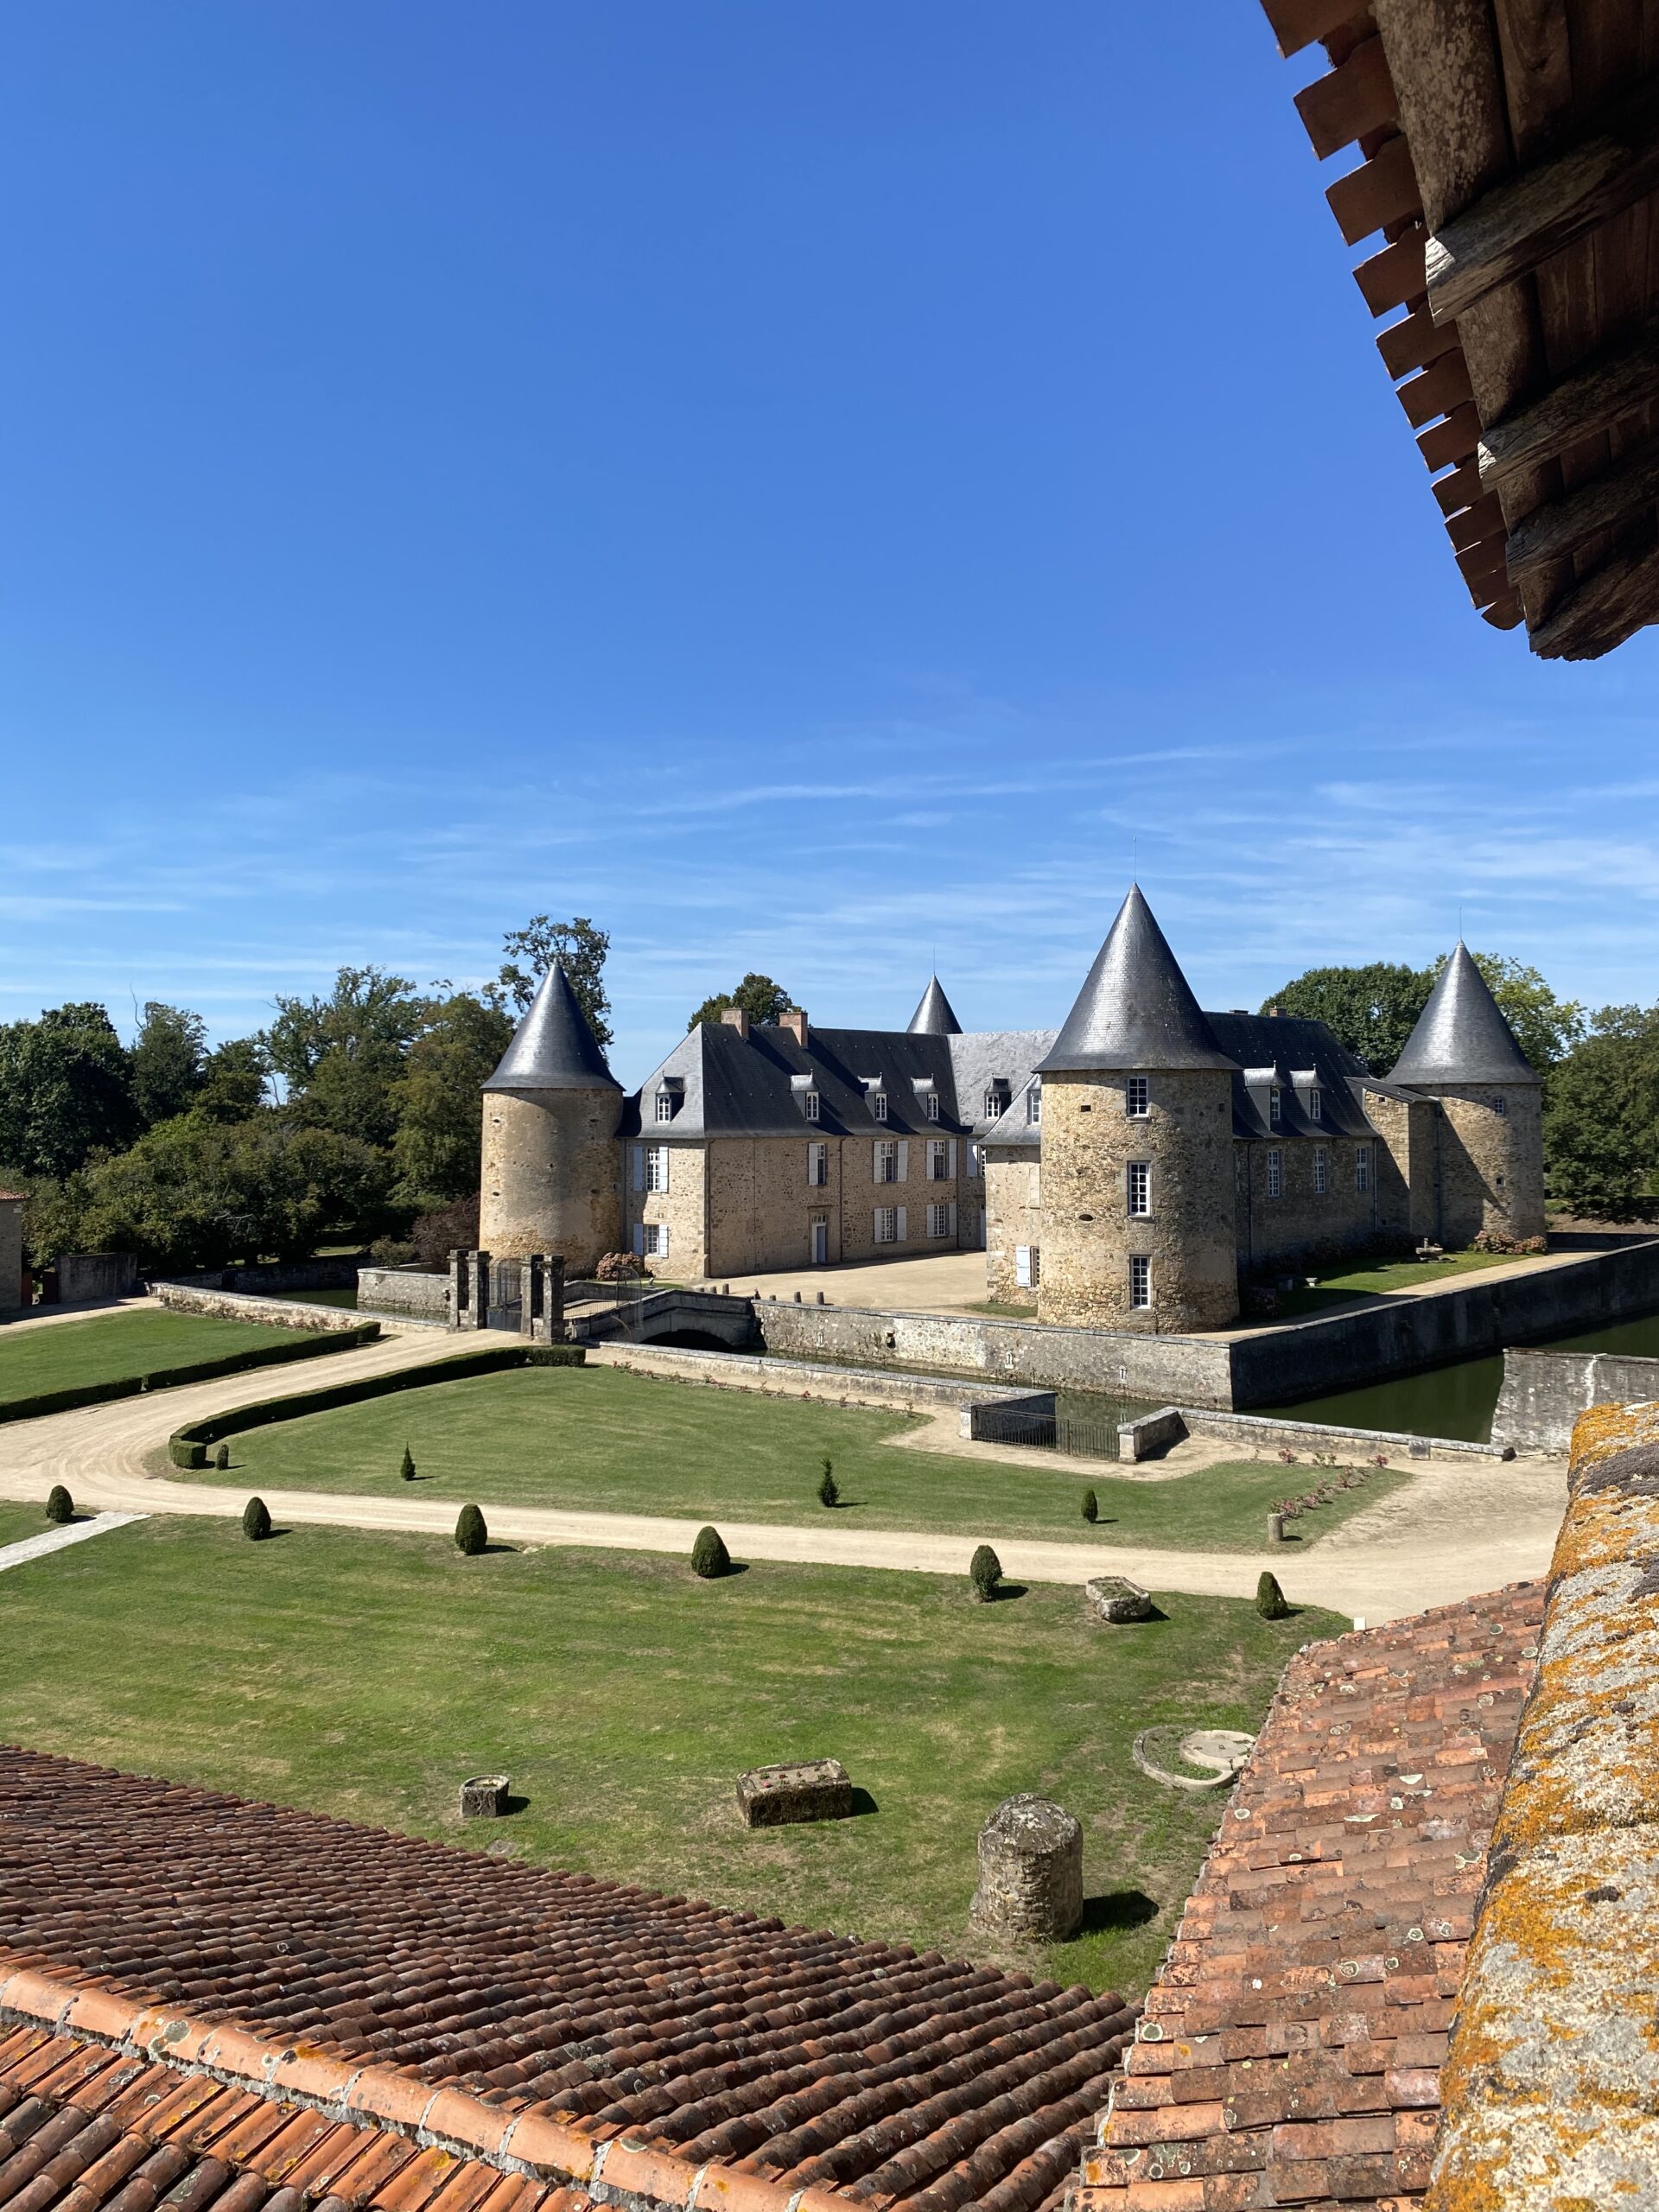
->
<box><xmin>688</xmin><ymin>973</ymin><xmax>794</xmax><ymax>1032</ymax></box>
<box><xmin>491</xmin><ymin>915</ymin><xmax>612</xmax><ymax>1045</ymax></box>
<box><xmin>1263</xmin><ymin>951</ymin><xmax>1583</xmax><ymax>1077</ymax></box>
<box><xmin>130</xmin><ymin>1002</ymin><xmax>207</xmax><ymax>1127</ymax></box>
<box><xmin>1543</xmin><ymin>1005</ymin><xmax>1659</xmax><ymax>1214</ymax></box>
<box><xmin>263</xmin><ymin>967</ymin><xmax>432</xmax><ymax>1148</ymax></box>
<box><xmin>0</xmin><ymin>1003</ymin><xmax>137</xmax><ymax>1177</ymax></box>
<box><xmin>391</xmin><ymin>992</ymin><xmax>513</xmax><ymax>1207</ymax></box>
<box><xmin>194</xmin><ymin>1038</ymin><xmax>271</xmax><ymax>1123</ymax></box>
<box><xmin>1444</xmin><ymin>951</ymin><xmax>1584</xmax><ymax>1072</ymax></box>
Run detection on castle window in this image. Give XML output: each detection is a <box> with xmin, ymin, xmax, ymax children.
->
<box><xmin>928</xmin><ymin>1139</ymin><xmax>950</xmax><ymax>1180</ymax></box>
<box><xmin>874</xmin><ymin>1206</ymin><xmax>899</xmax><ymax>1244</ymax></box>
<box><xmin>1309</xmin><ymin>1088</ymin><xmax>1322</xmax><ymax>1123</ymax></box>
<box><xmin>926</xmin><ymin>1202</ymin><xmax>954</xmax><ymax>1238</ymax></box>
<box><xmin>1129</xmin><ymin>1255</ymin><xmax>1151</xmax><ymax>1309</ymax></box>
<box><xmin>1127</xmin><ymin>1160</ymin><xmax>1151</xmax><ymax>1217</ymax></box>
<box><xmin>803</xmin><ymin>1089</ymin><xmax>820</xmax><ymax>1122</ymax></box>
<box><xmin>925</xmin><ymin>1090</ymin><xmax>940</xmax><ymax>1122</ymax></box>
<box><xmin>1016</xmin><ymin>1244</ymin><xmax>1040</xmax><ymax>1288</ymax></box>
<box><xmin>640</xmin><ymin>1223</ymin><xmax>667</xmax><ymax>1258</ymax></box>
<box><xmin>985</xmin><ymin>1084</ymin><xmax>1009</xmax><ymax>1119</ymax></box>
<box><xmin>1314</xmin><ymin>1145</ymin><xmax>1327</xmax><ymax>1196</ymax></box>
<box><xmin>1493</xmin><ymin>1095</ymin><xmax>1507</xmax><ymax>1116</ymax></box>
<box><xmin>654</xmin><ymin>1090</ymin><xmax>677</xmax><ymax>1123</ymax></box>
<box><xmin>875</xmin><ymin>1140</ymin><xmax>899</xmax><ymax>1185</ymax></box>
<box><xmin>872</xmin><ymin>1091</ymin><xmax>888</xmax><ymax>1122</ymax></box>
<box><xmin>1269</xmin><ymin>1087</ymin><xmax>1283</xmax><ymax>1128</ymax></box>
<box><xmin>1026</xmin><ymin>1082</ymin><xmax>1042</xmax><ymax>1126</ymax></box>
<box><xmin>807</xmin><ymin>1141</ymin><xmax>828</xmax><ymax>1187</ymax></box>
<box><xmin>645</xmin><ymin>1146</ymin><xmax>671</xmax><ymax>1193</ymax></box>
<box><xmin>1356</xmin><ymin>1145</ymin><xmax>1371</xmax><ymax>1193</ymax></box>
<box><xmin>1126</xmin><ymin>1076</ymin><xmax>1149</xmax><ymax>1117</ymax></box>
<box><xmin>1267</xmin><ymin>1148</ymin><xmax>1283</xmax><ymax>1199</ymax></box>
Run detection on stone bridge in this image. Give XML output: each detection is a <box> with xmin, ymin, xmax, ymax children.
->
<box><xmin>566</xmin><ymin>1288</ymin><xmax>760</xmax><ymax>1351</ymax></box>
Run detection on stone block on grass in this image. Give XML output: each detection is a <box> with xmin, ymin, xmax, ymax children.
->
<box><xmin>969</xmin><ymin>1794</ymin><xmax>1083</xmax><ymax>1942</ymax></box>
<box><xmin>460</xmin><ymin>1774</ymin><xmax>511</xmax><ymax>1819</ymax></box>
<box><xmin>736</xmin><ymin>1758</ymin><xmax>854</xmax><ymax>1828</ymax></box>
<box><xmin>1084</xmin><ymin>1573</ymin><xmax>1154</xmax><ymax>1624</ymax></box>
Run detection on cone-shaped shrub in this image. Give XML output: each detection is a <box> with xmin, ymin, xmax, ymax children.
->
<box><xmin>44</xmin><ymin>1484</ymin><xmax>74</xmax><ymax>1526</ymax></box>
<box><xmin>242</xmin><ymin>1497</ymin><xmax>272</xmax><ymax>1541</ymax></box>
<box><xmin>400</xmin><ymin>1443</ymin><xmax>416</xmax><ymax>1482</ymax></box>
<box><xmin>817</xmin><ymin>1459</ymin><xmax>839</xmax><ymax>1509</ymax></box>
<box><xmin>455</xmin><ymin>1503</ymin><xmax>488</xmax><ymax>1556</ymax></box>
<box><xmin>213</xmin><ymin>1443</ymin><xmax>231</xmax><ymax>1471</ymax></box>
<box><xmin>969</xmin><ymin>1543</ymin><xmax>1002</xmax><ymax>1602</ymax></box>
<box><xmin>1255</xmin><ymin>1570</ymin><xmax>1290</xmax><ymax>1620</ymax></box>
<box><xmin>691</xmin><ymin>1524</ymin><xmax>730</xmax><ymax>1579</ymax></box>
<box><xmin>1081</xmin><ymin>1488</ymin><xmax>1098</xmax><ymax>1524</ymax></box>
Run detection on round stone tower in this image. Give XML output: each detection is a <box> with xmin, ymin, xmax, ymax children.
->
<box><xmin>1388</xmin><ymin>943</ymin><xmax>1545</xmax><ymax>1244</ymax></box>
<box><xmin>478</xmin><ymin>962</ymin><xmax>623</xmax><ymax>1271</ymax></box>
<box><xmin>1035</xmin><ymin>887</ymin><xmax>1239</xmax><ymax>1332</ymax></box>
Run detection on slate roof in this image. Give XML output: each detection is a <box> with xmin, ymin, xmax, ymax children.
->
<box><xmin>485</xmin><ymin>967</ymin><xmax>620</xmax><ymax>1096</ymax></box>
<box><xmin>1205</xmin><ymin>1015</ymin><xmax>1379</xmax><ymax>1143</ymax></box>
<box><xmin>1388</xmin><ymin>945</ymin><xmax>1540</xmax><ymax>1089</ymax></box>
<box><xmin>0</xmin><ymin>1750</ymin><xmax>1135</xmax><ymax>2212</ymax></box>
<box><xmin>906</xmin><ymin>979</ymin><xmax>963</xmax><ymax>1037</ymax></box>
<box><xmin>1073</xmin><ymin>1583</ymin><xmax>1543</xmax><ymax>2212</ymax></box>
<box><xmin>1036</xmin><ymin>891</ymin><xmax>1235</xmax><ymax>1076</ymax></box>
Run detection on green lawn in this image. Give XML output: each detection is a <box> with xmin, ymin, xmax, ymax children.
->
<box><xmin>180</xmin><ymin>1364</ymin><xmax>1407</xmax><ymax>1548</ymax></box>
<box><xmin>0</xmin><ymin>1502</ymin><xmax>58</xmax><ymax>1547</ymax></box>
<box><xmin>0</xmin><ymin>1515</ymin><xmax>1343</xmax><ymax>1997</ymax></box>
<box><xmin>0</xmin><ymin>1309</ymin><xmax>321</xmax><ymax>1406</ymax></box>
<box><xmin>1267</xmin><ymin>1248</ymin><xmax>1522</xmax><ymax>1319</ymax></box>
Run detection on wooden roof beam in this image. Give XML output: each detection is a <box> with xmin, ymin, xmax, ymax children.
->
<box><xmin>1504</xmin><ymin>437</ymin><xmax>1659</xmax><ymax>583</ymax></box>
<box><xmin>1260</xmin><ymin>0</ymin><xmax>1373</xmax><ymax>60</ymax></box>
<box><xmin>1426</xmin><ymin>75</ymin><xmax>1659</xmax><ymax>324</ymax></box>
<box><xmin>1479</xmin><ymin>319</ymin><xmax>1659</xmax><ymax>489</ymax></box>
<box><xmin>1294</xmin><ymin>34</ymin><xmax>1395</xmax><ymax>158</ymax></box>
<box><xmin>1530</xmin><ymin>534</ymin><xmax>1659</xmax><ymax>659</ymax></box>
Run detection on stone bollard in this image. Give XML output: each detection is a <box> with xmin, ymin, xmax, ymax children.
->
<box><xmin>460</xmin><ymin>1774</ymin><xmax>510</xmax><ymax>1818</ymax></box>
<box><xmin>817</xmin><ymin>1290</ymin><xmax>825</xmax><ymax>1305</ymax></box>
<box><xmin>1267</xmin><ymin>1512</ymin><xmax>1285</xmax><ymax>1545</ymax></box>
<box><xmin>969</xmin><ymin>1794</ymin><xmax>1083</xmax><ymax>1942</ymax></box>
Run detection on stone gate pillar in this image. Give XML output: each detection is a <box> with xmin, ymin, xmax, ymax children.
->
<box><xmin>524</xmin><ymin>1254</ymin><xmax>566</xmax><ymax>1342</ymax></box>
<box><xmin>449</xmin><ymin>1249</ymin><xmax>491</xmax><ymax>1332</ymax></box>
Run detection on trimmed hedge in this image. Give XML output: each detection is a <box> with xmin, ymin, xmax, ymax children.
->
<box><xmin>1</xmin><ymin>1321</ymin><xmax>383</xmax><ymax>1428</ymax></box>
<box><xmin>168</xmin><ymin>1341</ymin><xmax>587</xmax><ymax>1468</ymax></box>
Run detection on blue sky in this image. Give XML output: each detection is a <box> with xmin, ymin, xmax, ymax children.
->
<box><xmin>3</xmin><ymin>2</ymin><xmax>1656</xmax><ymax>1084</ymax></box>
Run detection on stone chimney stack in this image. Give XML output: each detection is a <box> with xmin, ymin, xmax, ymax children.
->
<box><xmin>721</xmin><ymin>1006</ymin><xmax>750</xmax><ymax>1039</ymax></box>
<box><xmin>779</xmin><ymin>1008</ymin><xmax>810</xmax><ymax>1047</ymax></box>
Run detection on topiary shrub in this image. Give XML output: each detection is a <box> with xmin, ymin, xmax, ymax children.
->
<box><xmin>691</xmin><ymin>1524</ymin><xmax>730</xmax><ymax>1579</ymax></box>
<box><xmin>400</xmin><ymin>1443</ymin><xmax>416</xmax><ymax>1482</ymax></box>
<box><xmin>213</xmin><ymin>1442</ymin><xmax>231</xmax><ymax>1471</ymax></box>
<box><xmin>1081</xmin><ymin>1488</ymin><xmax>1098</xmax><ymax>1524</ymax></box>
<box><xmin>44</xmin><ymin>1484</ymin><xmax>74</xmax><ymax>1526</ymax></box>
<box><xmin>455</xmin><ymin>1503</ymin><xmax>488</xmax><ymax>1555</ymax></box>
<box><xmin>242</xmin><ymin>1496</ymin><xmax>272</xmax><ymax>1541</ymax></box>
<box><xmin>817</xmin><ymin>1459</ymin><xmax>838</xmax><ymax>1509</ymax></box>
<box><xmin>969</xmin><ymin>1543</ymin><xmax>1002</xmax><ymax>1602</ymax></box>
<box><xmin>1255</xmin><ymin>1570</ymin><xmax>1290</xmax><ymax>1619</ymax></box>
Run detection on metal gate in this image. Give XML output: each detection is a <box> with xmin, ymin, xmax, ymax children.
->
<box><xmin>485</xmin><ymin>1258</ymin><xmax>523</xmax><ymax>1332</ymax></box>
<box><xmin>972</xmin><ymin>1404</ymin><xmax>1123</xmax><ymax>1461</ymax></box>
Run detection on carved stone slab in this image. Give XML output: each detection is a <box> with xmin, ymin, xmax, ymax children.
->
<box><xmin>736</xmin><ymin>1758</ymin><xmax>854</xmax><ymax>1827</ymax></box>
<box><xmin>1084</xmin><ymin>1573</ymin><xmax>1154</xmax><ymax>1624</ymax></box>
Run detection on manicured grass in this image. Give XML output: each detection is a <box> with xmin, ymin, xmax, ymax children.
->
<box><xmin>0</xmin><ymin>1308</ymin><xmax>321</xmax><ymax>1405</ymax></box>
<box><xmin>179</xmin><ymin>1364</ymin><xmax>1408</xmax><ymax>1549</ymax></box>
<box><xmin>0</xmin><ymin>1502</ymin><xmax>57</xmax><ymax>1548</ymax></box>
<box><xmin>0</xmin><ymin>1515</ymin><xmax>1344</xmax><ymax>1996</ymax></box>
<box><xmin>1268</xmin><ymin>1248</ymin><xmax>1522</xmax><ymax>1319</ymax></box>
<box><xmin>966</xmin><ymin>1300</ymin><xmax>1039</xmax><ymax>1319</ymax></box>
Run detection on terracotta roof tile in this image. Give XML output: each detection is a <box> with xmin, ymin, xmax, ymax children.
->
<box><xmin>0</xmin><ymin>1751</ymin><xmax>1135</xmax><ymax>2212</ymax></box>
<box><xmin>1071</xmin><ymin>1582</ymin><xmax>1543</xmax><ymax>2212</ymax></box>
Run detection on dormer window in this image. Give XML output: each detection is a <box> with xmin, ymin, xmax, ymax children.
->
<box><xmin>984</xmin><ymin>1084</ymin><xmax>1010</xmax><ymax>1120</ymax></box>
<box><xmin>1269</xmin><ymin>1086</ymin><xmax>1282</xmax><ymax>1128</ymax></box>
<box><xmin>654</xmin><ymin>1077</ymin><xmax>684</xmax><ymax>1123</ymax></box>
<box><xmin>1309</xmin><ymin>1088</ymin><xmax>1322</xmax><ymax>1123</ymax></box>
<box><xmin>804</xmin><ymin>1090</ymin><xmax>820</xmax><ymax>1122</ymax></box>
<box><xmin>925</xmin><ymin>1090</ymin><xmax>939</xmax><ymax>1122</ymax></box>
<box><xmin>872</xmin><ymin>1091</ymin><xmax>888</xmax><ymax>1122</ymax></box>
<box><xmin>1026</xmin><ymin>1082</ymin><xmax>1042</xmax><ymax>1127</ymax></box>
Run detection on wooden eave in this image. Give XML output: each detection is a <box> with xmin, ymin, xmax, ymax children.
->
<box><xmin>1261</xmin><ymin>0</ymin><xmax>1659</xmax><ymax>661</ymax></box>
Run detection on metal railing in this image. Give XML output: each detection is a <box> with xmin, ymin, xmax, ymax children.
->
<box><xmin>971</xmin><ymin>1405</ymin><xmax>1123</xmax><ymax>1461</ymax></box>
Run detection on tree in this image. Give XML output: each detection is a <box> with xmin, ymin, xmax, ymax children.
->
<box><xmin>130</xmin><ymin>1003</ymin><xmax>207</xmax><ymax>1127</ymax></box>
<box><xmin>194</xmin><ymin>1038</ymin><xmax>270</xmax><ymax>1122</ymax></box>
<box><xmin>817</xmin><ymin>1459</ymin><xmax>839</xmax><ymax>1508</ymax></box>
<box><xmin>455</xmin><ymin>1503</ymin><xmax>488</xmax><ymax>1554</ymax></box>
<box><xmin>400</xmin><ymin>1443</ymin><xmax>416</xmax><ymax>1482</ymax></box>
<box><xmin>969</xmin><ymin>1543</ymin><xmax>1002</xmax><ymax>1601</ymax></box>
<box><xmin>1543</xmin><ymin>1005</ymin><xmax>1659</xmax><ymax>1214</ymax></box>
<box><xmin>1451</xmin><ymin>951</ymin><xmax>1584</xmax><ymax>1073</ymax></box>
<box><xmin>492</xmin><ymin>916</ymin><xmax>612</xmax><ymax>1045</ymax></box>
<box><xmin>691</xmin><ymin>1524</ymin><xmax>730</xmax><ymax>1578</ymax></box>
<box><xmin>391</xmin><ymin>993</ymin><xmax>512</xmax><ymax>1206</ymax></box>
<box><xmin>0</xmin><ymin>1170</ymin><xmax>90</xmax><ymax>1273</ymax></box>
<box><xmin>242</xmin><ymin>1497</ymin><xmax>272</xmax><ymax>1541</ymax></box>
<box><xmin>1255</xmin><ymin>1570</ymin><xmax>1291</xmax><ymax>1619</ymax></box>
<box><xmin>263</xmin><ymin>967</ymin><xmax>432</xmax><ymax>1148</ymax></box>
<box><xmin>45</xmin><ymin>1485</ymin><xmax>74</xmax><ymax>1525</ymax></box>
<box><xmin>688</xmin><ymin>974</ymin><xmax>793</xmax><ymax>1033</ymax></box>
<box><xmin>1081</xmin><ymin>1488</ymin><xmax>1098</xmax><ymax>1523</ymax></box>
<box><xmin>0</xmin><ymin>1003</ymin><xmax>137</xmax><ymax>1178</ymax></box>
<box><xmin>1262</xmin><ymin>963</ymin><xmax>1433</xmax><ymax>1075</ymax></box>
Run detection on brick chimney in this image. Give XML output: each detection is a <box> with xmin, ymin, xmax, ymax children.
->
<box><xmin>779</xmin><ymin>1007</ymin><xmax>810</xmax><ymax>1047</ymax></box>
<box><xmin>721</xmin><ymin>1006</ymin><xmax>750</xmax><ymax>1039</ymax></box>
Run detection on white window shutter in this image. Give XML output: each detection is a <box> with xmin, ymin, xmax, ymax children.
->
<box><xmin>897</xmin><ymin>1141</ymin><xmax>909</xmax><ymax>1181</ymax></box>
<box><xmin>896</xmin><ymin>1205</ymin><xmax>907</xmax><ymax>1240</ymax></box>
<box><xmin>1016</xmin><ymin>1245</ymin><xmax>1031</xmax><ymax>1287</ymax></box>
<box><xmin>873</xmin><ymin>1141</ymin><xmax>882</xmax><ymax>1179</ymax></box>
<box><xmin>948</xmin><ymin>1201</ymin><xmax>957</xmax><ymax>1235</ymax></box>
<box><xmin>658</xmin><ymin>1225</ymin><xmax>670</xmax><ymax>1257</ymax></box>
<box><xmin>947</xmin><ymin>1140</ymin><xmax>957</xmax><ymax>1176</ymax></box>
<box><xmin>632</xmin><ymin>1223</ymin><xmax>645</xmax><ymax>1256</ymax></box>
<box><xmin>658</xmin><ymin>1147</ymin><xmax>670</xmax><ymax>1194</ymax></box>
<box><xmin>872</xmin><ymin>1208</ymin><xmax>882</xmax><ymax>1240</ymax></box>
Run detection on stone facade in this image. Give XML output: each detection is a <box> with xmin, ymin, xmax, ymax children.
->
<box><xmin>984</xmin><ymin>1151</ymin><xmax>1042</xmax><ymax>1304</ymax></box>
<box><xmin>1037</xmin><ymin>1069</ymin><xmax>1239</xmax><ymax>1332</ymax></box>
<box><xmin>480</xmin><ymin>1090</ymin><xmax>622</xmax><ymax>1273</ymax></box>
<box><xmin>0</xmin><ymin>1195</ymin><xmax>22</xmax><ymax>1313</ymax></box>
<box><xmin>1233</xmin><ymin>1128</ymin><xmax>1379</xmax><ymax>1274</ymax></box>
<box><xmin>1434</xmin><ymin>1083</ymin><xmax>1546</xmax><ymax>1243</ymax></box>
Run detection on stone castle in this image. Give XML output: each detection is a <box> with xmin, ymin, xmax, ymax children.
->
<box><xmin>477</xmin><ymin>887</ymin><xmax>1545</xmax><ymax>1331</ymax></box>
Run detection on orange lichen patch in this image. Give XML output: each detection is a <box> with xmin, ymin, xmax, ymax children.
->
<box><xmin>1566</xmin><ymin>1397</ymin><xmax>1659</xmax><ymax>1478</ymax></box>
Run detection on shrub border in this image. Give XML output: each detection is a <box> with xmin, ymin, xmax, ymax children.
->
<box><xmin>166</xmin><ymin>1341</ymin><xmax>586</xmax><ymax>1467</ymax></box>
<box><xmin>1</xmin><ymin>1321</ymin><xmax>383</xmax><ymax>1427</ymax></box>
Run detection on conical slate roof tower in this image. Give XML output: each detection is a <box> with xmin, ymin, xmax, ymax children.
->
<box><xmin>485</xmin><ymin>962</ymin><xmax>620</xmax><ymax>1094</ymax></box>
<box><xmin>1389</xmin><ymin>944</ymin><xmax>1540</xmax><ymax>1088</ymax></box>
<box><xmin>1037</xmin><ymin>886</ymin><xmax>1234</xmax><ymax>1072</ymax></box>
<box><xmin>906</xmin><ymin>976</ymin><xmax>963</xmax><ymax>1036</ymax></box>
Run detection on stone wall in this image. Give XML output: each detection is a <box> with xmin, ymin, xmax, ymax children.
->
<box><xmin>1363</xmin><ymin>1088</ymin><xmax>1440</xmax><ymax>1243</ymax></box>
<box><xmin>154</xmin><ymin>1281</ymin><xmax>376</xmax><ymax>1333</ymax></box>
<box><xmin>54</xmin><ymin>1252</ymin><xmax>141</xmax><ymax>1304</ymax></box>
<box><xmin>1117</xmin><ymin>1402</ymin><xmax>1511</xmax><ymax>1463</ymax></box>
<box><xmin>1433</xmin><ymin>1083</ymin><xmax>1546</xmax><ymax>1244</ymax></box>
<box><xmin>984</xmin><ymin>1149</ymin><xmax>1041</xmax><ymax>1305</ymax></box>
<box><xmin>1037</xmin><ymin>1067</ymin><xmax>1238</xmax><ymax>1332</ymax></box>
<box><xmin>590</xmin><ymin>1337</ymin><xmax>1056</xmax><ymax>1419</ymax></box>
<box><xmin>480</xmin><ymin>1088</ymin><xmax>622</xmax><ymax>1270</ymax></box>
<box><xmin>0</xmin><ymin>1197</ymin><xmax>23</xmax><ymax>1313</ymax></box>
<box><xmin>1491</xmin><ymin>1346</ymin><xmax>1659</xmax><ymax>1452</ymax></box>
<box><xmin>357</xmin><ymin>1266</ymin><xmax>452</xmax><ymax>1324</ymax></box>
<box><xmin>627</xmin><ymin>1138</ymin><xmax>709</xmax><ymax>1274</ymax></box>
<box><xmin>1234</xmin><ymin>1133</ymin><xmax>1379</xmax><ymax>1274</ymax></box>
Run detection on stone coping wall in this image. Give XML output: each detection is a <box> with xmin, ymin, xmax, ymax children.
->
<box><xmin>1118</xmin><ymin>1404</ymin><xmax>1516</xmax><ymax>1464</ymax></box>
<box><xmin>1491</xmin><ymin>1345</ymin><xmax>1659</xmax><ymax>1453</ymax></box>
<box><xmin>1426</xmin><ymin>1399</ymin><xmax>1659</xmax><ymax>2208</ymax></box>
<box><xmin>594</xmin><ymin>1338</ymin><xmax>1055</xmax><ymax>1420</ymax></box>
<box><xmin>356</xmin><ymin>1264</ymin><xmax>452</xmax><ymax>1324</ymax></box>
<box><xmin>169</xmin><ymin>1255</ymin><xmax>369</xmax><ymax>1294</ymax></box>
<box><xmin>154</xmin><ymin>1282</ymin><xmax>374</xmax><ymax>1334</ymax></box>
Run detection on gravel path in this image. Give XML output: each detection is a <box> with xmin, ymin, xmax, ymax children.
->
<box><xmin>0</xmin><ymin>1329</ymin><xmax>1567</xmax><ymax>1624</ymax></box>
